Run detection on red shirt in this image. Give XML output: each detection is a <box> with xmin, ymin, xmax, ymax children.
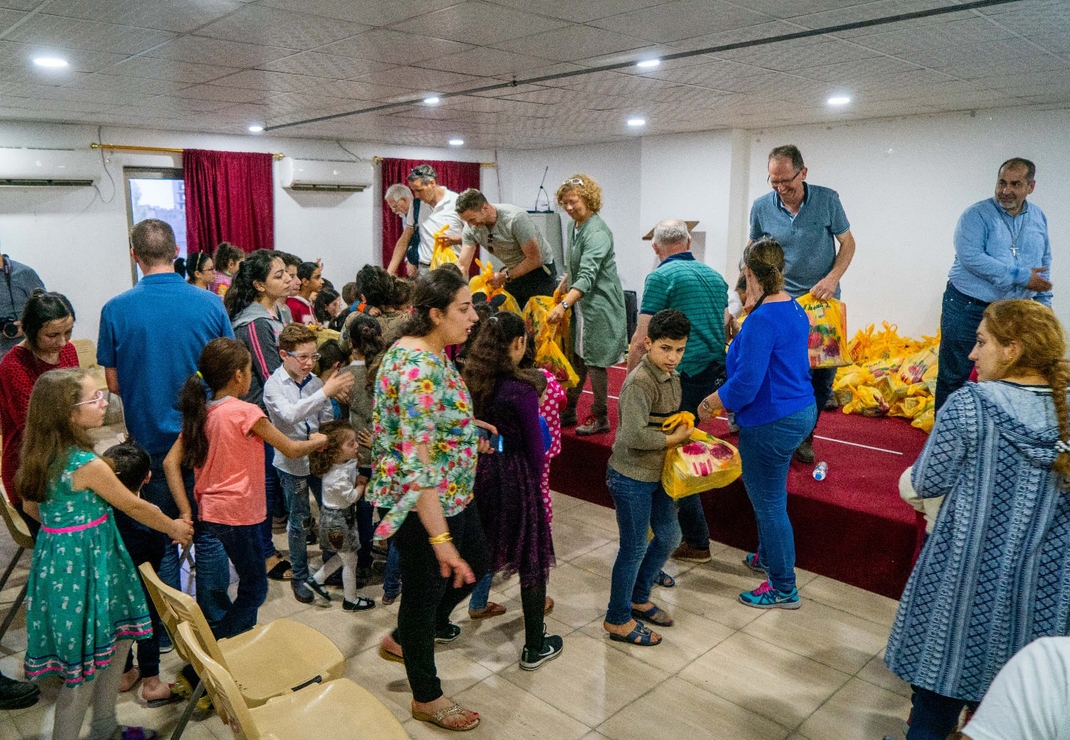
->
<box><xmin>194</xmin><ymin>396</ymin><xmax>267</xmax><ymax>526</ymax></box>
<box><xmin>285</xmin><ymin>296</ymin><xmax>315</xmax><ymax>325</ymax></box>
<box><xmin>0</xmin><ymin>343</ymin><xmax>80</xmax><ymax>504</ymax></box>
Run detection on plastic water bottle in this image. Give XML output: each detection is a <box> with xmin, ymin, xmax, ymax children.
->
<box><xmin>813</xmin><ymin>461</ymin><xmax>828</xmax><ymax>481</ymax></box>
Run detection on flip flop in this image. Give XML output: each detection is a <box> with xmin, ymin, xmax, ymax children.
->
<box><xmin>119</xmin><ymin>666</ymin><xmax>141</xmax><ymax>693</ymax></box>
<box><xmin>655</xmin><ymin>571</ymin><xmax>676</xmax><ymax>588</ymax></box>
<box><xmin>412</xmin><ymin>702</ymin><xmax>480</xmax><ymax>731</ymax></box>
<box><xmin>631</xmin><ymin>604</ymin><xmax>674</xmax><ymax>627</ymax></box>
<box><xmin>266</xmin><ymin>557</ymin><xmax>293</xmax><ymax>581</ymax></box>
<box><xmin>607</xmin><ymin>621</ymin><xmax>661</xmax><ymax>646</ymax></box>
<box><xmin>141</xmin><ymin>684</ymin><xmax>182</xmax><ymax>709</ymax></box>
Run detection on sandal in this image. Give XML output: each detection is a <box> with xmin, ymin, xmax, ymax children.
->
<box><xmin>655</xmin><ymin>571</ymin><xmax>676</xmax><ymax>588</ymax></box>
<box><xmin>379</xmin><ymin>634</ymin><xmax>404</xmax><ymax>664</ymax></box>
<box><xmin>544</xmin><ymin>596</ymin><xmax>554</xmax><ymax>616</ymax></box>
<box><xmin>266</xmin><ymin>555</ymin><xmax>293</xmax><ymax>581</ymax></box>
<box><xmin>412</xmin><ymin>702</ymin><xmax>480</xmax><ymax>731</ymax></box>
<box><xmin>107</xmin><ymin>727</ymin><xmax>158</xmax><ymax>740</ymax></box>
<box><xmin>140</xmin><ymin>683</ymin><xmax>182</xmax><ymax>708</ymax></box>
<box><xmin>468</xmin><ymin>602</ymin><xmax>507</xmax><ymax>620</ymax></box>
<box><xmin>631</xmin><ymin>604</ymin><xmax>674</xmax><ymax>627</ymax></box>
<box><xmin>607</xmin><ymin>621</ymin><xmax>661</xmax><ymax>646</ymax></box>
<box><xmin>119</xmin><ymin>666</ymin><xmax>141</xmax><ymax>693</ymax></box>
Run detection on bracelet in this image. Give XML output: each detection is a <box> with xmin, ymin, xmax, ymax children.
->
<box><xmin>701</xmin><ymin>398</ymin><xmax>712</xmax><ymax>411</ymax></box>
<box><xmin>502</xmin><ymin>267</ymin><xmax>511</xmax><ymax>281</ymax></box>
<box><xmin>561</xmin><ymin>300</ymin><xmax>570</xmax><ymax>310</ymax></box>
<box><xmin>428</xmin><ymin>532</ymin><xmax>453</xmax><ymax>545</ymax></box>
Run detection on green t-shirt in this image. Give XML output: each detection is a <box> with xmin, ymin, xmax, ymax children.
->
<box><xmin>461</xmin><ymin>203</ymin><xmax>554</xmax><ymax>269</ymax></box>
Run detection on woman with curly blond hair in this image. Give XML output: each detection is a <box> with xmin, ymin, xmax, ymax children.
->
<box><xmin>548</xmin><ymin>174</ymin><xmax>627</xmax><ymax>436</ymax></box>
<box><xmin>885</xmin><ymin>299</ymin><xmax>1070</xmax><ymax>740</ymax></box>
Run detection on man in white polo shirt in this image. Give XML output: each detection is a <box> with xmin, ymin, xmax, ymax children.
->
<box><xmin>405</xmin><ymin>164</ymin><xmax>474</xmax><ymax>274</ymax></box>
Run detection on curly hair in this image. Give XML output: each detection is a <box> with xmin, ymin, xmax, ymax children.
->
<box><xmin>555</xmin><ymin>173</ymin><xmax>602</xmax><ymax>213</ymax></box>
<box><xmin>461</xmin><ymin>311</ymin><xmax>537</xmax><ymax>415</ymax></box>
<box><xmin>308</xmin><ymin>420</ymin><xmax>356</xmax><ymax>478</ymax></box>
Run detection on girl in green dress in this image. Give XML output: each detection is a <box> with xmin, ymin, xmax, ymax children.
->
<box><xmin>16</xmin><ymin>368</ymin><xmax>194</xmax><ymax>740</ymax></box>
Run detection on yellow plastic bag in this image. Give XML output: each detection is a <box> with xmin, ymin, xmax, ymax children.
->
<box><xmin>534</xmin><ymin>323</ymin><xmax>578</xmax><ymax>389</ymax></box>
<box><xmin>524</xmin><ymin>294</ymin><xmax>570</xmax><ymax>355</ymax></box>
<box><xmin>897</xmin><ymin>345</ymin><xmax>939</xmax><ymax>385</ymax></box>
<box><xmin>660</xmin><ymin>412</ymin><xmax>742</xmax><ymax>499</ymax></box>
<box><xmin>468</xmin><ymin>260</ymin><xmax>522</xmax><ymax>315</ymax></box>
<box><xmin>428</xmin><ymin>223</ymin><xmax>458</xmax><ymax>270</ymax></box>
<box><xmin>842</xmin><ymin>385</ymin><xmax>889</xmax><ymax>417</ymax></box>
<box><xmin>797</xmin><ymin>293</ymin><xmax>850</xmax><ymax>369</ymax></box>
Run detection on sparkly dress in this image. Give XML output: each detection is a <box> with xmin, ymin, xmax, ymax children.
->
<box><xmin>24</xmin><ymin>449</ymin><xmax>151</xmax><ymax>687</ymax></box>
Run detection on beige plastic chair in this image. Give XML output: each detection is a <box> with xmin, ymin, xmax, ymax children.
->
<box><xmin>177</xmin><ymin>622</ymin><xmax>409</xmax><ymax>740</ymax></box>
<box><xmin>0</xmin><ymin>483</ymin><xmax>34</xmax><ymax>643</ymax></box>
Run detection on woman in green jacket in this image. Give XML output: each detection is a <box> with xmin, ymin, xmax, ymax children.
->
<box><xmin>548</xmin><ymin>174</ymin><xmax>627</xmax><ymax>436</ymax></box>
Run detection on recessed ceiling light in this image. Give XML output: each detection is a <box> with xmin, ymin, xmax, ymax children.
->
<box><xmin>424</xmin><ymin>96</ymin><xmax>441</xmax><ymax>105</ymax></box>
<box><xmin>448</xmin><ymin>138</ymin><xmax>464</xmax><ymax>146</ymax></box>
<box><xmin>33</xmin><ymin>57</ymin><xmax>68</xmax><ymax>68</ymax></box>
<box><xmin>636</xmin><ymin>59</ymin><xmax>660</xmax><ymax>69</ymax></box>
<box><xmin>248</xmin><ymin>125</ymin><xmax>264</xmax><ymax>133</ymax></box>
<box><xmin>627</xmin><ymin>117</ymin><xmax>646</xmax><ymax>127</ymax></box>
<box><xmin>827</xmin><ymin>95</ymin><xmax>851</xmax><ymax>106</ymax></box>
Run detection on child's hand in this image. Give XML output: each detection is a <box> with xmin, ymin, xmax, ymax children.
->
<box><xmin>309</xmin><ymin>432</ymin><xmax>329</xmax><ymax>448</ymax></box>
<box><xmin>357</xmin><ymin>429</ymin><xmax>373</xmax><ymax>448</ymax></box>
<box><xmin>665</xmin><ymin>424</ymin><xmax>692</xmax><ymax>447</ymax></box>
<box><xmin>324</xmin><ymin>370</ymin><xmax>355</xmax><ymax>400</ymax></box>
<box><xmin>170</xmin><ymin>518</ymin><xmax>194</xmax><ymax>547</ymax></box>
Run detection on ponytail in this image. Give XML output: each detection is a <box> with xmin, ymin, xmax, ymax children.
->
<box><xmin>180</xmin><ymin>338</ymin><xmax>252</xmax><ymax>468</ymax></box>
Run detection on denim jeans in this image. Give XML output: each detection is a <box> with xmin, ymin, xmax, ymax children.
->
<box><xmin>200</xmin><ymin>521</ymin><xmax>268</xmax><ymax>640</ymax></box>
<box><xmin>259</xmin><ymin>442</ymin><xmax>283</xmax><ymax>561</ymax></box>
<box><xmin>738</xmin><ymin>403</ymin><xmax>817</xmax><ymax>593</ymax></box>
<box><xmin>355</xmin><ymin>498</ymin><xmax>374</xmax><ymax>570</ymax></box>
<box><xmin>278</xmin><ymin>470</ymin><xmax>313</xmax><ymax>582</ymax></box>
<box><xmin>468</xmin><ymin>572</ymin><xmax>493</xmax><ymax>611</ymax></box>
<box><xmin>906</xmin><ymin>685</ymin><xmax>976</xmax><ymax>740</ymax></box>
<box><xmin>382</xmin><ymin>536</ymin><xmax>402</xmax><ymax>599</ymax></box>
<box><xmin>605</xmin><ymin>468</ymin><xmax>682</xmax><ymax>625</ymax></box>
<box><xmin>810</xmin><ymin>367</ymin><xmax>836</xmax><ymax>415</ymax></box>
<box><xmin>144</xmin><ymin>453</ymin><xmax>229</xmax><ymax>627</ymax></box>
<box><xmin>675</xmin><ymin>359</ymin><xmax>727</xmax><ymax>550</ymax></box>
<box><xmin>935</xmin><ymin>282</ymin><xmax>988</xmax><ymax>411</ymax></box>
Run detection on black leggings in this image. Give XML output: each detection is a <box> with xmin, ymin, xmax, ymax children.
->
<box><xmin>392</xmin><ymin>505</ymin><xmax>488</xmax><ymax>703</ymax></box>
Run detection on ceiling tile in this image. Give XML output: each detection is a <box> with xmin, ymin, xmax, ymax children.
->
<box><xmin>849</xmin><ymin>17</ymin><xmax>1017</xmax><ymax>56</ymax></box>
<box><xmin>589</xmin><ymin>0</ymin><xmax>774</xmax><ymax>44</ymax></box>
<box><xmin>195</xmin><ymin>5</ymin><xmax>369</xmax><ymax>49</ymax></box>
<box><xmin>493</xmin><ymin>24</ymin><xmax>649</xmax><ymax>62</ymax></box>
<box><xmin>254</xmin><ymin>0</ymin><xmax>458</xmax><ymax>27</ymax></box>
<box><xmin>433</xmin><ymin>46</ymin><xmax>560</xmax><ymax>77</ymax></box>
<box><xmin>486</xmin><ymin>0</ymin><xmax>675</xmax><ymax>24</ymax></box>
<box><xmin>0</xmin><ymin>7</ymin><xmax>26</xmax><ymax>27</ymax></box>
<box><xmin>6</xmin><ymin>14</ymin><xmax>176</xmax><ymax>55</ymax></box>
<box><xmin>103</xmin><ymin>55</ymin><xmax>236</xmax><ymax>83</ymax></box>
<box><xmin>787</xmin><ymin>0</ymin><xmax>966</xmax><ymax>36</ymax></box>
<box><xmin>710</xmin><ymin>37</ymin><xmax>879</xmax><ymax>70</ymax></box>
<box><xmin>171</xmin><ymin>83</ymin><xmax>270</xmax><ymax>103</ymax></box>
<box><xmin>34</xmin><ymin>0</ymin><xmax>245</xmax><ymax>34</ymax></box>
<box><xmin>259</xmin><ymin>51</ymin><xmax>394</xmax><ymax>80</ymax></box>
<box><xmin>146</xmin><ymin>35</ymin><xmax>298</xmax><ymax>67</ymax></box>
<box><xmin>318</xmin><ymin>28</ymin><xmax>473</xmax><ymax>65</ymax></box>
<box><xmin>388</xmin><ymin>1</ymin><xmax>568</xmax><ymax>45</ymax></box>
<box><xmin>67</xmin><ymin>71</ymin><xmax>193</xmax><ymax>96</ymax></box>
<box><xmin>0</xmin><ymin>39</ymin><xmax>126</xmax><ymax>73</ymax></box>
<box><xmin>357</xmin><ymin>66</ymin><xmax>484</xmax><ymax>94</ymax></box>
<box><xmin>0</xmin><ymin>0</ymin><xmax>42</xmax><ymax>10</ymax></box>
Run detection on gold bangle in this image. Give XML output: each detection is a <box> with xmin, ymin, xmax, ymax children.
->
<box><xmin>428</xmin><ymin>532</ymin><xmax>453</xmax><ymax>545</ymax></box>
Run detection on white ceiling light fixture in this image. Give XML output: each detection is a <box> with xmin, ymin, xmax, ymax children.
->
<box><xmin>448</xmin><ymin>138</ymin><xmax>464</xmax><ymax>146</ymax></box>
<box><xmin>636</xmin><ymin>59</ymin><xmax>661</xmax><ymax>69</ymax></box>
<box><xmin>827</xmin><ymin>95</ymin><xmax>851</xmax><ymax>106</ymax></box>
<box><xmin>423</xmin><ymin>96</ymin><xmax>441</xmax><ymax>105</ymax></box>
<box><xmin>248</xmin><ymin>125</ymin><xmax>264</xmax><ymax>133</ymax></box>
<box><xmin>33</xmin><ymin>57</ymin><xmax>68</xmax><ymax>68</ymax></box>
<box><xmin>627</xmin><ymin>117</ymin><xmax>646</xmax><ymax>127</ymax></box>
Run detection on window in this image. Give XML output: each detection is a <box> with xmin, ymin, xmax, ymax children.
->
<box><xmin>123</xmin><ymin>167</ymin><xmax>185</xmax><ymax>283</ymax></box>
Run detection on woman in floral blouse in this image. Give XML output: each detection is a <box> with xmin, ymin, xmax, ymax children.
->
<box><xmin>368</xmin><ymin>268</ymin><xmax>491</xmax><ymax>732</ymax></box>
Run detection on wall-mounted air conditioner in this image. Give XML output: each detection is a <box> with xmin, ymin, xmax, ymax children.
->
<box><xmin>280</xmin><ymin>158</ymin><xmax>372</xmax><ymax>192</ymax></box>
<box><xmin>0</xmin><ymin>147</ymin><xmax>100</xmax><ymax>187</ymax></box>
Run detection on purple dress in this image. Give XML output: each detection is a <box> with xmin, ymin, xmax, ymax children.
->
<box><xmin>474</xmin><ymin>378</ymin><xmax>555</xmax><ymax>588</ymax></box>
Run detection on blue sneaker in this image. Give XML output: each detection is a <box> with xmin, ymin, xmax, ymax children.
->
<box><xmin>739</xmin><ymin>581</ymin><xmax>800</xmax><ymax>610</ymax></box>
<box><xmin>743</xmin><ymin>552</ymin><xmax>767</xmax><ymax>574</ymax></box>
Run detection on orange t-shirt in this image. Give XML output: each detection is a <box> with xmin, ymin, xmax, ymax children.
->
<box><xmin>194</xmin><ymin>396</ymin><xmax>267</xmax><ymax>526</ymax></box>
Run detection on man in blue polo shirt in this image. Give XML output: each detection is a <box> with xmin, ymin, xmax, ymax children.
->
<box><xmin>629</xmin><ymin>219</ymin><xmax>729</xmax><ymax>563</ymax></box>
<box><xmin>98</xmin><ymin>219</ymin><xmax>234</xmax><ymax>627</ymax></box>
<box><xmin>935</xmin><ymin>157</ymin><xmax>1052</xmax><ymax>410</ymax></box>
<box><xmin>749</xmin><ymin>145</ymin><xmax>856</xmax><ymax>463</ymax></box>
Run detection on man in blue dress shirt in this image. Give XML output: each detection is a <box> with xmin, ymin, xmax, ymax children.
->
<box><xmin>748</xmin><ymin>145</ymin><xmax>856</xmax><ymax>463</ymax></box>
<box><xmin>935</xmin><ymin>158</ymin><xmax>1052</xmax><ymax>410</ymax></box>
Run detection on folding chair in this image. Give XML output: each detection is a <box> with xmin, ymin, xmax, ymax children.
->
<box><xmin>0</xmin><ymin>484</ymin><xmax>34</xmax><ymax>644</ymax></box>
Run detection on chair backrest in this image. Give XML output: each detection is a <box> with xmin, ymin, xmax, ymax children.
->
<box><xmin>177</xmin><ymin>621</ymin><xmax>259</xmax><ymax>740</ymax></box>
<box><xmin>137</xmin><ymin>561</ymin><xmax>229</xmax><ymax>670</ymax></box>
<box><xmin>0</xmin><ymin>482</ymin><xmax>34</xmax><ymax>551</ymax></box>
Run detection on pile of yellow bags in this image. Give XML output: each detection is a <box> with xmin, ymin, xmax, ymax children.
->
<box><xmin>833</xmin><ymin>322</ymin><xmax>939</xmax><ymax>433</ymax></box>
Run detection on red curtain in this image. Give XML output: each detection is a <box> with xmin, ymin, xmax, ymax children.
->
<box><xmin>184</xmin><ymin>149</ymin><xmax>274</xmax><ymax>255</ymax></box>
<box><xmin>380</xmin><ymin>158</ymin><xmax>481</xmax><ymax>271</ymax></box>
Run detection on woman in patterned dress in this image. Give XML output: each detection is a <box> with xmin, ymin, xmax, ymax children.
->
<box><xmin>885</xmin><ymin>300</ymin><xmax>1070</xmax><ymax>740</ymax></box>
<box><xmin>368</xmin><ymin>268</ymin><xmax>492</xmax><ymax>732</ymax></box>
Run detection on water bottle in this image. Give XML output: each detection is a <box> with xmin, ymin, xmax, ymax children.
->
<box><xmin>813</xmin><ymin>461</ymin><xmax>828</xmax><ymax>481</ymax></box>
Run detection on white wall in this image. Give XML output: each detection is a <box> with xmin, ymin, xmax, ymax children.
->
<box><xmin>0</xmin><ymin>121</ymin><xmax>492</xmax><ymax>344</ymax></box>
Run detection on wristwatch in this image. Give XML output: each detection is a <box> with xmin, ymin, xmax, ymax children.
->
<box><xmin>502</xmin><ymin>267</ymin><xmax>511</xmax><ymax>282</ymax></box>
<box><xmin>560</xmin><ymin>300</ymin><xmax>570</xmax><ymax>310</ymax></box>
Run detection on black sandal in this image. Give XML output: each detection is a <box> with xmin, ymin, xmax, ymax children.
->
<box><xmin>655</xmin><ymin>571</ymin><xmax>676</xmax><ymax>588</ymax></box>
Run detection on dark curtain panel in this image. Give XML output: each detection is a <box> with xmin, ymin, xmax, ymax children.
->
<box><xmin>184</xmin><ymin>149</ymin><xmax>275</xmax><ymax>255</ymax></box>
<box><xmin>380</xmin><ymin>158</ymin><xmax>481</xmax><ymax>273</ymax></box>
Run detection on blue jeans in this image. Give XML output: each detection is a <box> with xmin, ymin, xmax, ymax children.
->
<box><xmin>468</xmin><ymin>573</ymin><xmax>493</xmax><ymax>611</ymax></box>
<box><xmin>278</xmin><ymin>470</ymin><xmax>313</xmax><ymax>582</ymax></box>
<box><xmin>907</xmin><ymin>686</ymin><xmax>976</xmax><ymax>740</ymax></box>
<box><xmin>738</xmin><ymin>403</ymin><xmax>817</xmax><ymax>593</ymax></box>
<box><xmin>200</xmin><ymin>521</ymin><xmax>268</xmax><ymax>640</ymax></box>
<box><xmin>383</xmin><ymin>536</ymin><xmax>402</xmax><ymax>599</ymax></box>
<box><xmin>810</xmin><ymin>367</ymin><xmax>836</xmax><ymax>414</ymax></box>
<box><xmin>144</xmin><ymin>453</ymin><xmax>229</xmax><ymax>628</ymax></box>
<box><xmin>260</xmin><ymin>442</ymin><xmax>283</xmax><ymax>560</ymax></box>
<box><xmin>605</xmin><ymin>468</ymin><xmax>682</xmax><ymax>625</ymax></box>
<box><xmin>676</xmin><ymin>359</ymin><xmax>727</xmax><ymax>550</ymax></box>
<box><xmin>935</xmin><ymin>282</ymin><xmax>988</xmax><ymax>411</ymax></box>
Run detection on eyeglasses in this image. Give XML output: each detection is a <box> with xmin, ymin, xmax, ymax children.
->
<box><xmin>768</xmin><ymin>170</ymin><xmax>802</xmax><ymax>188</ymax></box>
<box><xmin>285</xmin><ymin>351</ymin><xmax>321</xmax><ymax>362</ymax></box>
<box><xmin>74</xmin><ymin>389</ymin><xmax>106</xmax><ymax>407</ymax></box>
<box><xmin>562</xmin><ymin>178</ymin><xmax>585</xmax><ymax>186</ymax></box>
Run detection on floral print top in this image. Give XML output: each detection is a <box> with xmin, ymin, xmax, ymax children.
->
<box><xmin>368</xmin><ymin>344</ymin><xmax>479</xmax><ymax>539</ymax></box>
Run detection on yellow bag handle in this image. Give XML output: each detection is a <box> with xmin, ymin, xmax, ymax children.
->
<box><xmin>661</xmin><ymin>411</ymin><xmax>695</xmax><ymax>433</ymax></box>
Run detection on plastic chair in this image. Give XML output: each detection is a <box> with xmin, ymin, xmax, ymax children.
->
<box><xmin>138</xmin><ymin>563</ymin><xmax>346</xmax><ymax>738</ymax></box>
<box><xmin>0</xmin><ymin>484</ymin><xmax>34</xmax><ymax>644</ymax></box>
<box><xmin>176</xmin><ymin>622</ymin><xmax>409</xmax><ymax>740</ymax></box>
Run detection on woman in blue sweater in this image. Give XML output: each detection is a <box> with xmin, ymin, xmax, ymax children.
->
<box><xmin>697</xmin><ymin>237</ymin><xmax>816</xmax><ymax>609</ymax></box>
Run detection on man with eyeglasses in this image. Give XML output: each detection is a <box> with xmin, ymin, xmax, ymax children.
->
<box><xmin>455</xmin><ymin>188</ymin><xmax>558</xmax><ymax>309</ymax></box>
<box><xmin>384</xmin><ymin>183</ymin><xmax>420</xmax><ymax>278</ymax></box>
<box><xmin>748</xmin><ymin>145</ymin><xmax>856</xmax><ymax>463</ymax></box>
<box><xmin>406</xmin><ymin>165</ymin><xmax>474</xmax><ymax>274</ymax></box>
<box><xmin>935</xmin><ymin>157</ymin><xmax>1052</xmax><ymax>411</ymax></box>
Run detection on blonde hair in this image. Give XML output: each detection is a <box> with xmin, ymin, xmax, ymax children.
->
<box><xmin>555</xmin><ymin>174</ymin><xmax>602</xmax><ymax>213</ymax></box>
<box><xmin>982</xmin><ymin>299</ymin><xmax>1070</xmax><ymax>484</ymax></box>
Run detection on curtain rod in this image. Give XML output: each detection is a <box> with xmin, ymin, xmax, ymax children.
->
<box><xmin>90</xmin><ymin>143</ymin><xmax>286</xmax><ymax>160</ymax></box>
<box><xmin>372</xmin><ymin>156</ymin><xmax>495</xmax><ymax>167</ymax></box>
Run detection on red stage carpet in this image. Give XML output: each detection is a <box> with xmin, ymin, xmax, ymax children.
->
<box><xmin>549</xmin><ymin>365</ymin><xmax>929</xmax><ymax>600</ymax></box>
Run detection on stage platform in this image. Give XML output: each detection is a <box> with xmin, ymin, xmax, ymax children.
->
<box><xmin>549</xmin><ymin>364</ymin><xmax>929</xmax><ymax>600</ymax></box>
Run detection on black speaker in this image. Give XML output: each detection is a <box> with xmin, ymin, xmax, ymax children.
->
<box><xmin>624</xmin><ymin>290</ymin><xmax>638</xmax><ymax>342</ymax></box>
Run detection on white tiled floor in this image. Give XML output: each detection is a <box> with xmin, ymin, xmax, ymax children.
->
<box><xmin>0</xmin><ymin>491</ymin><xmax>912</xmax><ymax>739</ymax></box>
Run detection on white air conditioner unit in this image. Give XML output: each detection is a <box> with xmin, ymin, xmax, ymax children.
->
<box><xmin>0</xmin><ymin>147</ymin><xmax>100</xmax><ymax>187</ymax></box>
<box><xmin>281</xmin><ymin>158</ymin><xmax>372</xmax><ymax>192</ymax></box>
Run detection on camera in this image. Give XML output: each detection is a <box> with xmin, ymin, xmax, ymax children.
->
<box><xmin>0</xmin><ymin>317</ymin><xmax>18</xmax><ymax>340</ymax></box>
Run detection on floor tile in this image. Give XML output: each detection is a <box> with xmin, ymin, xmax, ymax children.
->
<box><xmin>796</xmin><ymin>677</ymin><xmax>911</xmax><ymax>740</ymax></box>
<box><xmin>452</xmin><ymin>601</ymin><xmax>576</xmax><ymax>673</ymax></box>
<box><xmin>0</xmin><ymin>720</ymin><xmax>23</xmax><ymax>740</ymax></box>
<box><xmin>550</xmin><ymin>519</ymin><xmax>618</xmax><ymax>562</ymax></box>
<box><xmin>742</xmin><ymin>599</ymin><xmax>890</xmax><ymax>674</ymax></box>
<box><xmin>653</xmin><ymin>547</ymin><xmax>771</xmax><ymax>630</ymax></box>
<box><xmin>856</xmin><ymin>650</ymin><xmax>911</xmax><ymax>698</ymax></box>
<box><xmin>568</xmin><ymin>541</ymin><xmax>618</xmax><ymax>580</ymax></box>
<box><xmin>285</xmin><ymin>594</ymin><xmax>399</xmax><ymax>659</ymax></box>
<box><xmin>678</xmin><ymin>632</ymin><xmax>852</xmax><ymax>730</ymax></box>
<box><xmin>800</xmin><ymin>576</ymin><xmax>900</xmax><ymax>627</ymax></box>
<box><xmin>563</xmin><ymin>500</ymin><xmax>622</xmax><ymax>534</ymax></box>
<box><xmin>501</xmin><ymin>630</ymin><xmax>670</xmax><ymax>727</ymax></box>
<box><xmin>597</xmin><ymin>676</ymin><xmax>790</xmax><ymax>740</ymax></box>
<box><xmin>500</xmin><ymin>562</ymin><xmax>615</xmax><ymax>630</ymax></box>
<box><xmin>550</xmin><ymin>490</ymin><xmax>586</xmax><ymax>515</ymax></box>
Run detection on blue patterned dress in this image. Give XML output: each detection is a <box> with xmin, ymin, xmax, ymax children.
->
<box><xmin>885</xmin><ymin>382</ymin><xmax>1070</xmax><ymax>702</ymax></box>
<box><xmin>24</xmin><ymin>448</ymin><xmax>151</xmax><ymax>687</ymax></box>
